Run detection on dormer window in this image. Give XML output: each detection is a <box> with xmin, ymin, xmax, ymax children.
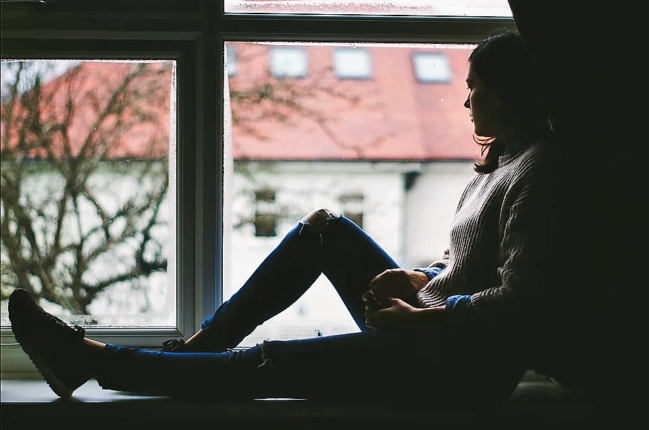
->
<box><xmin>333</xmin><ymin>48</ymin><xmax>372</xmax><ymax>80</ymax></box>
<box><xmin>226</xmin><ymin>44</ymin><xmax>237</xmax><ymax>77</ymax></box>
<box><xmin>412</xmin><ymin>52</ymin><xmax>451</xmax><ymax>83</ymax></box>
<box><xmin>270</xmin><ymin>47</ymin><xmax>308</xmax><ymax>78</ymax></box>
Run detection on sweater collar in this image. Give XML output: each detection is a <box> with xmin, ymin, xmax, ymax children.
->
<box><xmin>501</xmin><ymin>135</ymin><xmax>532</xmax><ymax>156</ymax></box>
<box><xmin>498</xmin><ymin>135</ymin><xmax>535</xmax><ymax>167</ymax></box>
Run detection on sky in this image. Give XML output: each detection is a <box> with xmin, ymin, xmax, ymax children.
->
<box><xmin>1</xmin><ymin>60</ymin><xmax>81</xmax><ymax>101</ymax></box>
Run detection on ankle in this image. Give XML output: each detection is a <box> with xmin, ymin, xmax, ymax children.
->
<box><xmin>83</xmin><ymin>338</ymin><xmax>106</xmax><ymax>351</ymax></box>
<box><xmin>81</xmin><ymin>338</ymin><xmax>110</xmax><ymax>378</ymax></box>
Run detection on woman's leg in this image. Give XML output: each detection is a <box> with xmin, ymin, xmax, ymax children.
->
<box><xmin>186</xmin><ymin>208</ymin><xmax>399</xmax><ymax>351</ymax></box>
<box><xmin>318</xmin><ymin>213</ymin><xmax>400</xmax><ymax>329</ymax></box>
<box><xmin>91</xmin><ymin>332</ymin><xmax>442</xmax><ymax>404</ymax></box>
<box><xmin>28</xmin><ymin>324</ymin><xmax>523</xmax><ymax>406</ymax></box>
<box><xmin>90</xmin><ymin>332</ymin><xmax>451</xmax><ymax>404</ymax></box>
<box><xmin>9</xmin><ymin>288</ymin><xmax>525</xmax><ymax>405</ymax></box>
<box><xmin>9</xmin><ymin>286</ymin><xmax>429</xmax><ymax>401</ymax></box>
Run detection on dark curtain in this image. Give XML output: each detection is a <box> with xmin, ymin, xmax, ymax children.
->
<box><xmin>508</xmin><ymin>0</ymin><xmax>648</xmax><ymax>421</ymax></box>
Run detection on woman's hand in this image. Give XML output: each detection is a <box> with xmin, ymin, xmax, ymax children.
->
<box><xmin>365</xmin><ymin>298</ymin><xmax>446</xmax><ymax>332</ymax></box>
<box><xmin>365</xmin><ymin>298</ymin><xmax>415</xmax><ymax>331</ymax></box>
<box><xmin>363</xmin><ymin>269</ymin><xmax>429</xmax><ymax>304</ymax></box>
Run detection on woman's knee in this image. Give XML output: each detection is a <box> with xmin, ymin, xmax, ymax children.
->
<box><xmin>301</xmin><ymin>208</ymin><xmax>341</xmax><ymax>233</ymax></box>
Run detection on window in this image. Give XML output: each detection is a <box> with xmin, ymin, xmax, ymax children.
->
<box><xmin>253</xmin><ymin>189</ymin><xmax>277</xmax><ymax>237</ymax></box>
<box><xmin>333</xmin><ymin>48</ymin><xmax>372</xmax><ymax>80</ymax></box>
<box><xmin>1</xmin><ymin>37</ymin><xmax>201</xmax><ymax>371</ymax></box>
<box><xmin>412</xmin><ymin>52</ymin><xmax>452</xmax><ymax>83</ymax></box>
<box><xmin>224</xmin><ymin>0</ymin><xmax>513</xmax><ymax>16</ymax></box>
<box><xmin>227</xmin><ymin>44</ymin><xmax>237</xmax><ymax>77</ymax></box>
<box><xmin>270</xmin><ymin>47</ymin><xmax>308</xmax><ymax>78</ymax></box>
<box><xmin>1</xmin><ymin>0</ymin><xmax>515</xmax><ymax>375</ymax></box>
<box><xmin>224</xmin><ymin>42</ymin><xmax>482</xmax><ymax>346</ymax></box>
<box><xmin>1</xmin><ymin>60</ymin><xmax>177</xmax><ymax>328</ymax></box>
<box><xmin>340</xmin><ymin>193</ymin><xmax>365</xmax><ymax>228</ymax></box>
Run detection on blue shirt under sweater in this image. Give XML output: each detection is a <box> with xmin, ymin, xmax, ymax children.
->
<box><xmin>414</xmin><ymin>267</ymin><xmax>471</xmax><ymax>315</ymax></box>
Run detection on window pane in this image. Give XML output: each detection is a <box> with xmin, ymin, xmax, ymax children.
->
<box><xmin>333</xmin><ymin>48</ymin><xmax>372</xmax><ymax>80</ymax></box>
<box><xmin>223</xmin><ymin>42</ymin><xmax>480</xmax><ymax>346</ymax></box>
<box><xmin>227</xmin><ymin>44</ymin><xmax>238</xmax><ymax>77</ymax></box>
<box><xmin>413</xmin><ymin>52</ymin><xmax>452</xmax><ymax>83</ymax></box>
<box><xmin>225</xmin><ymin>0</ymin><xmax>512</xmax><ymax>17</ymax></box>
<box><xmin>1</xmin><ymin>60</ymin><xmax>176</xmax><ymax>328</ymax></box>
<box><xmin>270</xmin><ymin>47</ymin><xmax>308</xmax><ymax>78</ymax></box>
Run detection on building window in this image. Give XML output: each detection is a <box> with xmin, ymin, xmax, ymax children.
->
<box><xmin>270</xmin><ymin>47</ymin><xmax>308</xmax><ymax>78</ymax></box>
<box><xmin>333</xmin><ymin>48</ymin><xmax>372</xmax><ymax>80</ymax></box>
<box><xmin>254</xmin><ymin>189</ymin><xmax>277</xmax><ymax>237</ymax></box>
<box><xmin>339</xmin><ymin>193</ymin><xmax>365</xmax><ymax>229</ymax></box>
<box><xmin>412</xmin><ymin>52</ymin><xmax>452</xmax><ymax>83</ymax></box>
<box><xmin>227</xmin><ymin>44</ymin><xmax>237</xmax><ymax>77</ymax></box>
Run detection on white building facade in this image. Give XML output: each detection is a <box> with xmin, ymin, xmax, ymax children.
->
<box><xmin>225</xmin><ymin>159</ymin><xmax>476</xmax><ymax>345</ymax></box>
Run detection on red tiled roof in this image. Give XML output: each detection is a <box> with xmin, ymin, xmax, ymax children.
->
<box><xmin>1</xmin><ymin>62</ymin><xmax>171</xmax><ymax>160</ymax></box>
<box><xmin>2</xmin><ymin>44</ymin><xmax>482</xmax><ymax>162</ymax></box>
<box><xmin>229</xmin><ymin>43</ymin><xmax>479</xmax><ymax>160</ymax></box>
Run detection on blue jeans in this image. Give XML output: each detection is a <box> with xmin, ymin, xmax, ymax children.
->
<box><xmin>201</xmin><ymin>212</ymin><xmax>401</xmax><ymax>342</ymax></box>
<box><xmin>96</xmin><ymin>216</ymin><xmax>525</xmax><ymax>406</ymax></box>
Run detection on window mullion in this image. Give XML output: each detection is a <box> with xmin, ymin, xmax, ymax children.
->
<box><xmin>195</xmin><ymin>1</ymin><xmax>223</xmax><ymax>330</ymax></box>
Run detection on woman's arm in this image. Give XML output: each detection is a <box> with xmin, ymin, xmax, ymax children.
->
<box><xmin>365</xmin><ymin>248</ymin><xmax>449</xmax><ymax>304</ymax></box>
<box><xmin>469</xmin><ymin>153</ymin><xmax>557</xmax><ymax>324</ymax></box>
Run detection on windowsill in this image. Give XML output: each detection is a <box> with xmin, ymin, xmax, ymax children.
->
<box><xmin>1</xmin><ymin>373</ymin><xmax>592</xmax><ymax>423</ymax></box>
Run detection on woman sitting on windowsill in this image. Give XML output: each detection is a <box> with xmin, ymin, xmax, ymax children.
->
<box><xmin>9</xmin><ymin>30</ymin><xmax>563</xmax><ymax>408</ymax></box>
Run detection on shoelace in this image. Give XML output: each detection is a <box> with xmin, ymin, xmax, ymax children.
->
<box><xmin>72</xmin><ymin>324</ymin><xmax>86</xmax><ymax>336</ymax></box>
<box><xmin>161</xmin><ymin>338</ymin><xmax>185</xmax><ymax>351</ymax></box>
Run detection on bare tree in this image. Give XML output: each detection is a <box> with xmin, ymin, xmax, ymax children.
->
<box><xmin>0</xmin><ymin>46</ymin><xmax>376</xmax><ymax>315</ymax></box>
<box><xmin>1</xmin><ymin>61</ymin><xmax>170</xmax><ymax>314</ymax></box>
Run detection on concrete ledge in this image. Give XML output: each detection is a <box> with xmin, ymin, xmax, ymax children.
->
<box><xmin>1</xmin><ymin>376</ymin><xmax>593</xmax><ymax>426</ymax></box>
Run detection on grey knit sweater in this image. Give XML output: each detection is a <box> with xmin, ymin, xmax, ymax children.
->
<box><xmin>415</xmin><ymin>139</ymin><xmax>557</xmax><ymax>321</ymax></box>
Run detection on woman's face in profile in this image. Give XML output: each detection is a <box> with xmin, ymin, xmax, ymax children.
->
<box><xmin>464</xmin><ymin>65</ymin><xmax>500</xmax><ymax>138</ymax></box>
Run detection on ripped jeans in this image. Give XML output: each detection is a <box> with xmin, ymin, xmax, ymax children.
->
<box><xmin>96</xmin><ymin>214</ymin><xmax>525</xmax><ymax>406</ymax></box>
<box><xmin>201</xmin><ymin>210</ymin><xmax>400</xmax><ymax>341</ymax></box>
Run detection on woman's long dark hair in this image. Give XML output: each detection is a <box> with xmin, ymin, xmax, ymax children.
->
<box><xmin>469</xmin><ymin>30</ymin><xmax>552</xmax><ymax>173</ymax></box>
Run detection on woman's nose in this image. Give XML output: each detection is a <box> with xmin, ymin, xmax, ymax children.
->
<box><xmin>464</xmin><ymin>95</ymin><xmax>470</xmax><ymax>109</ymax></box>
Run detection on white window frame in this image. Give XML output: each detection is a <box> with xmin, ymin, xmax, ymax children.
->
<box><xmin>0</xmin><ymin>37</ymin><xmax>221</xmax><ymax>377</ymax></box>
<box><xmin>0</xmin><ymin>0</ymin><xmax>514</xmax><ymax>378</ymax></box>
